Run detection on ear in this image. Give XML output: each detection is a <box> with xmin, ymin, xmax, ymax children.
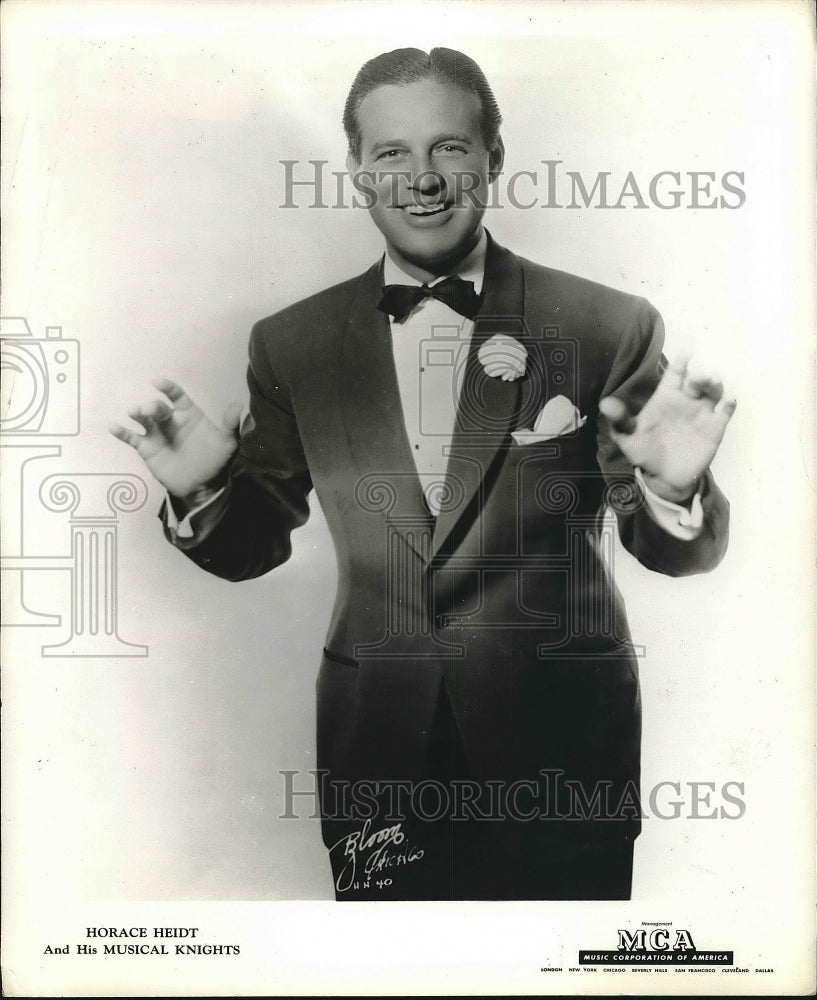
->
<box><xmin>488</xmin><ymin>135</ymin><xmax>505</xmax><ymax>182</ymax></box>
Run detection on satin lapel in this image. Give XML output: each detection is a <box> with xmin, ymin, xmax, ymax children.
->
<box><xmin>341</xmin><ymin>260</ymin><xmax>433</xmax><ymax>561</ymax></box>
<box><xmin>430</xmin><ymin>236</ymin><xmax>525</xmax><ymax>561</ymax></box>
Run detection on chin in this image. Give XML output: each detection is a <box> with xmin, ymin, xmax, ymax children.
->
<box><xmin>399</xmin><ymin>226</ymin><xmax>481</xmax><ymax>270</ymax></box>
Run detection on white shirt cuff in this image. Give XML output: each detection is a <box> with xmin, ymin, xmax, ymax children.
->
<box><xmin>165</xmin><ymin>487</ymin><xmax>227</xmax><ymax>540</ymax></box>
<box><xmin>634</xmin><ymin>468</ymin><xmax>704</xmax><ymax>541</ymax></box>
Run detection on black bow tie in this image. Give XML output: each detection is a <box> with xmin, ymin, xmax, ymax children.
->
<box><xmin>377</xmin><ymin>275</ymin><xmax>482</xmax><ymax>323</ymax></box>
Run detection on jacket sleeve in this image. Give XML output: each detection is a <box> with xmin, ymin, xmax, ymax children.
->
<box><xmin>596</xmin><ymin>297</ymin><xmax>730</xmax><ymax>577</ymax></box>
<box><xmin>159</xmin><ymin>320</ymin><xmax>313</xmax><ymax>581</ymax></box>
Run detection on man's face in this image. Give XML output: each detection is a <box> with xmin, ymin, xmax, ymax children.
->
<box><xmin>349</xmin><ymin>78</ymin><xmax>504</xmax><ymax>279</ymax></box>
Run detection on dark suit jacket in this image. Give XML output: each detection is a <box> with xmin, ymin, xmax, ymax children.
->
<box><xmin>165</xmin><ymin>233</ymin><xmax>729</xmax><ymax>842</ymax></box>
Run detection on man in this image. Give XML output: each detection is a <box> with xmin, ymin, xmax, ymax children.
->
<box><xmin>111</xmin><ymin>47</ymin><xmax>734</xmax><ymax>901</ymax></box>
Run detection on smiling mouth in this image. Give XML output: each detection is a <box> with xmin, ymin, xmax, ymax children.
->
<box><xmin>401</xmin><ymin>204</ymin><xmax>451</xmax><ymax>216</ymax></box>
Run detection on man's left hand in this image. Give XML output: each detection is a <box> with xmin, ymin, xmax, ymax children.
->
<box><xmin>600</xmin><ymin>353</ymin><xmax>737</xmax><ymax>504</ymax></box>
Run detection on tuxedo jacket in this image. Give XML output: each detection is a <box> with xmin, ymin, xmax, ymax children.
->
<box><xmin>166</xmin><ymin>234</ymin><xmax>729</xmax><ymax>841</ymax></box>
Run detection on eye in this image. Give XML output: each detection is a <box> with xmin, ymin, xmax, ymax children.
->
<box><xmin>436</xmin><ymin>144</ymin><xmax>467</xmax><ymax>155</ymax></box>
<box><xmin>376</xmin><ymin>149</ymin><xmax>403</xmax><ymax>160</ymax></box>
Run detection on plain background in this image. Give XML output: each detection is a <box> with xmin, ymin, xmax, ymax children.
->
<box><xmin>2</xmin><ymin>0</ymin><xmax>814</xmax><ymax>995</ymax></box>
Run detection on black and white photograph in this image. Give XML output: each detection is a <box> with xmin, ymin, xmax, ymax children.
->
<box><xmin>1</xmin><ymin>0</ymin><xmax>814</xmax><ymax>995</ymax></box>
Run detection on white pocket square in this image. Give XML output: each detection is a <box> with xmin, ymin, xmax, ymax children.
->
<box><xmin>512</xmin><ymin>395</ymin><xmax>587</xmax><ymax>445</ymax></box>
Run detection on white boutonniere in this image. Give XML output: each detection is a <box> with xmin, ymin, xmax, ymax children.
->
<box><xmin>477</xmin><ymin>334</ymin><xmax>527</xmax><ymax>382</ymax></box>
<box><xmin>512</xmin><ymin>395</ymin><xmax>587</xmax><ymax>445</ymax></box>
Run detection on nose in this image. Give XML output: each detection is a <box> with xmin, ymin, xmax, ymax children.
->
<box><xmin>409</xmin><ymin>154</ymin><xmax>444</xmax><ymax>199</ymax></box>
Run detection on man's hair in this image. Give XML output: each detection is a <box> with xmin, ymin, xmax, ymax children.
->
<box><xmin>343</xmin><ymin>47</ymin><xmax>503</xmax><ymax>162</ymax></box>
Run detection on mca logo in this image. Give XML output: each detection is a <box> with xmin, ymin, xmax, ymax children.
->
<box><xmin>579</xmin><ymin>925</ymin><xmax>733</xmax><ymax>966</ymax></box>
<box><xmin>617</xmin><ymin>928</ymin><xmax>695</xmax><ymax>952</ymax></box>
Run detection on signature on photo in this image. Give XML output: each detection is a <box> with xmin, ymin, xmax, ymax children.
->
<box><xmin>329</xmin><ymin>820</ymin><xmax>425</xmax><ymax>893</ymax></box>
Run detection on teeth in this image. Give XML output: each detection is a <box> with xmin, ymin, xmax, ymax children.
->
<box><xmin>404</xmin><ymin>204</ymin><xmax>448</xmax><ymax>216</ymax></box>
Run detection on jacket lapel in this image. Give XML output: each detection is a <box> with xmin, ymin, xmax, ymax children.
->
<box><xmin>340</xmin><ymin>237</ymin><xmax>528</xmax><ymax>566</ymax></box>
<box><xmin>341</xmin><ymin>261</ymin><xmax>434</xmax><ymax>561</ymax></box>
<box><xmin>430</xmin><ymin>235</ymin><xmax>525</xmax><ymax>562</ymax></box>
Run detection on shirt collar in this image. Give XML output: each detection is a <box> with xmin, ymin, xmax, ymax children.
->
<box><xmin>383</xmin><ymin>228</ymin><xmax>488</xmax><ymax>295</ymax></box>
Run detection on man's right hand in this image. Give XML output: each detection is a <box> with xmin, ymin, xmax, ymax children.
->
<box><xmin>109</xmin><ymin>378</ymin><xmax>242</xmax><ymax>512</ymax></box>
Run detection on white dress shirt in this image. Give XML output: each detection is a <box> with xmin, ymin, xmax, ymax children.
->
<box><xmin>383</xmin><ymin>232</ymin><xmax>486</xmax><ymax>516</ymax></box>
<box><xmin>381</xmin><ymin>231</ymin><xmax>703</xmax><ymax>535</ymax></box>
<box><xmin>168</xmin><ymin>236</ymin><xmax>703</xmax><ymax>539</ymax></box>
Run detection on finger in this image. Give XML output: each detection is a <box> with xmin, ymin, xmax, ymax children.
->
<box><xmin>147</xmin><ymin>398</ymin><xmax>175</xmax><ymax>424</ymax></box>
<box><xmin>683</xmin><ymin>373</ymin><xmax>724</xmax><ymax>402</ymax></box>
<box><xmin>599</xmin><ymin>395</ymin><xmax>637</xmax><ymax>435</ymax></box>
<box><xmin>109</xmin><ymin>422</ymin><xmax>143</xmax><ymax>448</ymax></box>
<box><xmin>222</xmin><ymin>401</ymin><xmax>243</xmax><ymax>435</ymax></box>
<box><xmin>126</xmin><ymin>406</ymin><xmax>154</xmax><ymax>432</ymax></box>
<box><xmin>153</xmin><ymin>377</ymin><xmax>194</xmax><ymax>411</ymax></box>
<box><xmin>661</xmin><ymin>350</ymin><xmax>693</xmax><ymax>392</ymax></box>
<box><xmin>128</xmin><ymin>400</ymin><xmax>173</xmax><ymax>430</ymax></box>
<box><xmin>713</xmin><ymin>395</ymin><xmax>737</xmax><ymax>426</ymax></box>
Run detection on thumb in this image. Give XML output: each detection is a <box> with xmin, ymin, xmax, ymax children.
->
<box><xmin>599</xmin><ymin>395</ymin><xmax>637</xmax><ymax>435</ymax></box>
<box><xmin>222</xmin><ymin>401</ymin><xmax>243</xmax><ymax>437</ymax></box>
